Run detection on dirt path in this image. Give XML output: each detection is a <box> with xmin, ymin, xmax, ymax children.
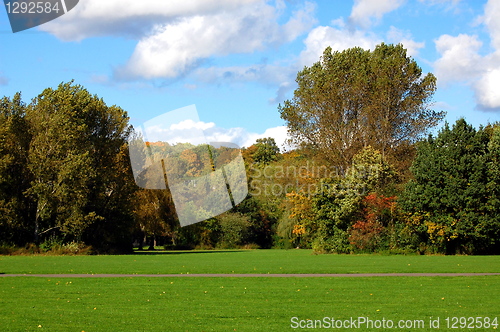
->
<box><xmin>1</xmin><ymin>273</ymin><xmax>499</xmax><ymax>278</ymax></box>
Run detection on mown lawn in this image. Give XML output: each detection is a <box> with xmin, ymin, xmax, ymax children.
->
<box><xmin>1</xmin><ymin>250</ymin><xmax>499</xmax><ymax>331</ymax></box>
<box><xmin>1</xmin><ymin>249</ymin><xmax>499</xmax><ymax>274</ymax></box>
<box><xmin>1</xmin><ymin>276</ymin><xmax>499</xmax><ymax>331</ymax></box>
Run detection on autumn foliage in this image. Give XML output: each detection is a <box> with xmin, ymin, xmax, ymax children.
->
<box><xmin>349</xmin><ymin>193</ymin><xmax>396</xmax><ymax>251</ymax></box>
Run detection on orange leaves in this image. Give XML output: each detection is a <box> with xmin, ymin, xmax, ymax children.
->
<box><xmin>292</xmin><ymin>224</ymin><xmax>306</xmax><ymax>235</ymax></box>
<box><xmin>364</xmin><ymin>193</ymin><xmax>397</xmax><ymax>217</ymax></box>
<box><xmin>349</xmin><ymin>193</ymin><xmax>397</xmax><ymax>251</ymax></box>
<box><xmin>286</xmin><ymin>191</ymin><xmax>313</xmax><ymax>221</ymax></box>
<box><xmin>180</xmin><ymin>149</ymin><xmax>203</xmax><ymax>177</ymax></box>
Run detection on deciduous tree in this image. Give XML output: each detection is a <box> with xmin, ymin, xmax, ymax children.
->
<box><xmin>0</xmin><ymin>93</ymin><xmax>31</xmax><ymax>244</ymax></box>
<box><xmin>279</xmin><ymin>43</ymin><xmax>444</xmax><ymax>169</ymax></box>
<box><xmin>25</xmin><ymin>81</ymin><xmax>135</xmax><ymax>251</ymax></box>
<box><xmin>253</xmin><ymin>137</ymin><xmax>280</xmax><ymax>165</ymax></box>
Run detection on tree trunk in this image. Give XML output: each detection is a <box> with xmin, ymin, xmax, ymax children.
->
<box><xmin>148</xmin><ymin>236</ymin><xmax>155</xmax><ymax>250</ymax></box>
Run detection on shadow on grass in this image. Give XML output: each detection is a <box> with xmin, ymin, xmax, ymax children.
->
<box><xmin>132</xmin><ymin>250</ymin><xmax>244</xmax><ymax>255</ymax></box>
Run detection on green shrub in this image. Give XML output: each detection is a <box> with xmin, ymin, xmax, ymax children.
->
<box><xmin>216</xmin><ymin>212</ymin><xmax>250</xmax><ymax>249</ymax></box>
<box><xmin>39</xmin><ymin>236</ymin><xmax>63</xmax><ymax>252</ymax></box>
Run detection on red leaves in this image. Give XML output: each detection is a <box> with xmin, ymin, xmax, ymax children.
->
<box><xmin>349</xmin><ymin>193</ymin><xmax>397</xmax><ymax>250</ymax></box>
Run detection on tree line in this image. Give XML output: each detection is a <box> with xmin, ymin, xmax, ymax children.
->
<box><xmin>0</xmin><ymin>82</ymin><xmax>135</xmax><ymax>253</ymax></box>
<box><xmin>1</xmin><ymin>43</ymin><xmax>499</xmax><ymax>254</ymax></box>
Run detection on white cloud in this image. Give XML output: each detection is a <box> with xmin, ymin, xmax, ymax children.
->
<box><xmin>106</xmin><ymin>1</ymin><xmax>315</xmax><ymax>80</ymax></box>
<box><xmin>434</xmin><ymin>34</ymin><xmax>484</xmax><ymax>84</ymax></box>
<box><xmin>40</xmin><ymin>0</ymin><xmax>262</xmax><ymax>41</ymax></box>
<box><xmin>40</xmin><ymin>0</ymin><xmax>315</xmax><ymax>82</ymax></box>
<box><xmin>386</xmin><ymin>26</ymin><xmax>425</xmax><ymax>57</ymax></box>
<box><xmin>204</xmin><ymin>124</ymin><xmax>291</xmax><ymax>151</ymax></box>
<box><xmin>299</xmin><ymin>25</ymin><xmax>381</xmax><ymax>67</ymax></box>
<box><xmin>170</xmin><ymin>119</ymin><xmax>215</xmax><ymax>131</ymax></box>
<box><xmin>349</xmin><ymin>0</ymin><xmax>405</xmax><ymax>29</ymax></box>
<box><xmin>142</xmin><ymin>123</ymin><xmax>207</xmax><ymax>146</ymax></box>
<box><xmin>142</xmin><ymin>117</ymin><xmax>290</xmax><ymax>150</ymax></box>
<box><xmin>473</xmin><ymin>0</ymin><xmax>500</xmax><ymax>111</ymax></box>
<box><xmin>204</xmin><ymin>126</ymin><xmax>249</xmax><ymax>146</ymax></box>
<box><xmin>474</xmin><ymin>68</ymin><xmax>500</xmax><ymax>111</ymax></box>
<box><xmin>433</xmin><ymin>1</ymin><xmax>500</xmax><ymax>112</ymax></box>
<box><xmin>483</xmin><ymin>0</ymin><xmax>500</xmax><ymax>50</ymax></box>
<box><xmin>240</xmin><ymin>126</ymin><xmax>292</xmax><ymax>151</ymax></box>
<box><xmin>297</xmin><ymin>1</ymin><xmax>427</xmax><ymax>70</ymax></box>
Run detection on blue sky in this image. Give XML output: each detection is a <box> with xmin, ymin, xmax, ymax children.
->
<box><xmin>1</xmin><ymin>0</ymin><xmax>500</xmax><ymax>149</ymax></box>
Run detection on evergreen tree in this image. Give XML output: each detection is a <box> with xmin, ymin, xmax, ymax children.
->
<box><xmin>401</xmin><ymin>119</ymin><xmax>500</xmax><ymax>254</ymax></box>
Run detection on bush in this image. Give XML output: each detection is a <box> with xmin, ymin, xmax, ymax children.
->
<box><xmin>216</xmin><ymin>212</ymin><xmax>250</xmax><ymax>249</ymax></box>
<box><xmin>241</xmin><ymin>243</ymin><xmax>260</xmax><ymax>249</ymax></box>
<box><xmin>39</xmin><ymin>236</ymin><xmax>63</xmax><ymax>252</ymax></box>
<box><xmin>0</xmin><ymin>243</ymin><xmax>16</xmax><ymax>255</ymax></box>
<box><xmin>0</xmin><ymin>241</ymin><xmax>93</xmax><ymax>255</ymax></box>
<box><xmin>312</xmin><ymin>228</ymin><xmax>352</xmax><ymax>254</ymax></box>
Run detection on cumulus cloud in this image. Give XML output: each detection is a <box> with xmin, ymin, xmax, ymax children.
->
<box><xmin>143</xmin><ymin>118</ymin><xmax>290</xmax><ymax>151</ymax></box>
<box><xmin>386</xmin><ymin>26</ymin><xmax>425</xmax><ymax>56</ymax></box>
<box><xmin>433</xmin><ymin>0</ymin><xmax>500</xmax><ymax>111</ymax></box>
<box><xmin>170</xmin><ymin>119</ymin><xmax>215</xmax><ymax>131</ymax></box>
<box><xmin>143</xmin><ymin>122</ymin><xmax>207</xmax><ymax>146</ymax></box>
<box><xmin>483</xmin><ymin>0</ymin><xmax>500</xmax><ymax>50</ymax></box>
<box><xmin>297</xmin><ymin>0</ymin><xmax>431</xmax><ymax>68</ymax></box>
<box><xmin>434</xmin><ymin>33</ymin><xmax>500</xmax><ymax>111</ymax></box>
<box><xmin>349</xmin><ymin>0</ymin><xmax>405</xmax><ymax>29</ymax></box>
<box><xmin>40</xmin><ymin>0</ymin><xmax>315</xmax><ymax>82</ymax></box>
<box><xmin>240</xmin><ymin>125</ymin><xmax>291</xmax><ymax>151</ymax></box>
<box><xmin>298</xmin><ymin>24</ymin><xmax>381</xmax><ymax>67</ymax></box>
<box><xmin>103</xmin><ymin>1</ymin><xmax>314</xmax><ymax>80</ymax></box>
<box><xmin>39</xmin><ymin>0</ymin><xmax>262</xmax><ymax>41</ymax></box>
<box><xmin>204</xmin><ymin>123</ymin><xmax>291</xmax><ymax>151</ymax></box>
<box><xmin>434</xmin><ymin>34</ymin><xmax>484</xmax><ymax>84</ymax></box>
<box><xmin>474</xmin><ymin>68</ymin><xmax>500</xmax><ymax>111</ymax></box>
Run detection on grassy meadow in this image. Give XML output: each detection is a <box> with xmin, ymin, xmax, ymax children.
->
<box><xmin>1</xmin><ymin>250</ymin><xmax>499</xmax><ymax>331</ymax></box>
<box><xmin>1</xmin><ymin>249</ymin><xmax>500</xmax><ymax>274</ymax></box>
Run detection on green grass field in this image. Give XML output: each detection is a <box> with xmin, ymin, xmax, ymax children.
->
<box><xmin>1</xmin><ymin>250</ymin><xmax>499</xmax><ymax>331</ymax></box>
<box><xmin>1</xmin><ymin>249</ymin><xmax>500</xmax><ymax>274</ymax></box>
